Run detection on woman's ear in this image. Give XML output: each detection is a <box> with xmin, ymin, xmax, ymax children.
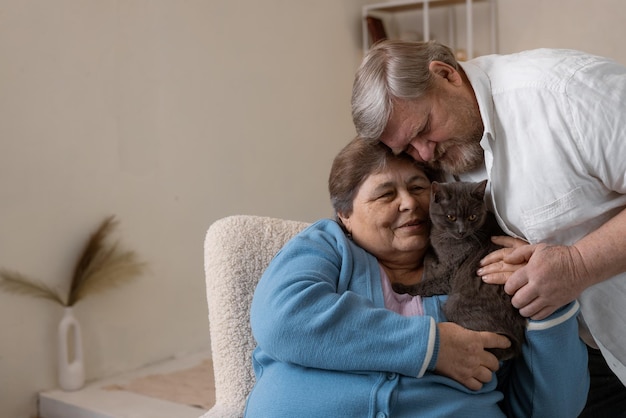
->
<box><xmin>428</xmin><ymin>61</ymin><xmax>462</xmax><ymax>86</ymax></box>
<box><xmin>337</xmin><ymin>212</ymin><xmax>351</xmax><ymax>234</ymax></box>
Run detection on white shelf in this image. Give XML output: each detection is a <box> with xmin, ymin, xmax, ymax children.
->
<box><xmin>39</xmin><ymin>350</ymin><xmax>213</xmax><ymax>418</ymax></box>
<box><xmin>362</xmin><ymin>0</ymin><xmax>498</xmax><ymax>58</ymax></box>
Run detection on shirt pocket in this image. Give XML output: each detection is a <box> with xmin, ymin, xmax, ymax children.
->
<box><xmin>520</xmin><ymin>186</ymin><xmax>585</xmax><ymax>243</ymax></box>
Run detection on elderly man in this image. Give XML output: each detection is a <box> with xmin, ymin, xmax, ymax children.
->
<box><xmin>351</xmin><ymin>39</ymin><xmax>626</xmax><ymax>416</ymax></box>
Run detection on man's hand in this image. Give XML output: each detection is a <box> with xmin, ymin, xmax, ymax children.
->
<box><xmin>480</xmin><ymin>243</ymin><xmax>588</xmax><ymax>319</ymax></box>
<box><xmin>435</xmin><ymin>322</ymin><xmax>510</xmax><ymax>391</ymax></box>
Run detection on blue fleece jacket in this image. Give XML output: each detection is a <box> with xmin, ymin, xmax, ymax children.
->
<box><xmin>245</xmin><ymin>219</ymin><xmax>589</xmax><ymax>418</ymax></box>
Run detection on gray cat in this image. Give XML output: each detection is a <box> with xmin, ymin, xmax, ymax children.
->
<box><xmin>393</xmin><ymin>180</ymin><xmax>527</xmax><ymax>360</ymax></box>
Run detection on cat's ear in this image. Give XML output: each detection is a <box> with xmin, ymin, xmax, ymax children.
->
<box><xmin>431</xmin><ymin>181</ymin><xmax>442</xmax><ymax>203</ymax></box>
<box><xmin>472</xmin><ymin>180</ymin><xmax>488</xmax><ymax>200</ymax></box>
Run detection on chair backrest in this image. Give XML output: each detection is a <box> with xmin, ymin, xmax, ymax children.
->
<box><xmin>201</xmin><ymin>215</ymin><xmax>309</xmax><ymax>418</ymax></box>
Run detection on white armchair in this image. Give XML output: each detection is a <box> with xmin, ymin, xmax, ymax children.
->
<box><xmin>200</xmin><ymin>215</ymin><xmax>309</xmax><ymax>418</ymax></box>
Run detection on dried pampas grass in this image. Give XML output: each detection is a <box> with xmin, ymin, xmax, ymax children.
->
<box><xmin>0</xmin><ymin>215</ymin><xmax>146</xmax><ymax>307</ymax></box>
<box><xmin>0</xmin><ymin>269</ymin><xmax>65</xmax><ymax>305</ymax></box>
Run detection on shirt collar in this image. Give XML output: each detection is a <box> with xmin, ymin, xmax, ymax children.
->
<box><xmin>458</xmin><ymin>60</ymin><xmax>495</xmax><ymax>178</ymax></box>
<box><xmin>459</xmin><ymin>60</ymin><xmax>496</xmax><ymax>144</ymax></box>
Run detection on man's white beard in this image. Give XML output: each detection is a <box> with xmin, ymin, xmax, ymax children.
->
<box><xmin>430</xmin><ymin>139</ymin><xmax>484</xmax><ymax>175</ymax></box>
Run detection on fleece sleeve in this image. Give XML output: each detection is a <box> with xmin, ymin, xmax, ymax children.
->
<box><xmin>250</xmin><ymin>220</ymin><xmax>438</xmax><ymax>378</ymax></box>
<box><xmin>502</xmin><ymin>301</ymin><xmax>589</xmax><ymax>418</ymax></box>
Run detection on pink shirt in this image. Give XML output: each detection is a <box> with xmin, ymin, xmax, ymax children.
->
<box><xmin>379</xmin><ymin>265</ymin><xmax>424</xmax><ymax>317</ymax></box>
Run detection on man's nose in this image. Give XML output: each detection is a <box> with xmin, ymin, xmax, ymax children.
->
<box><xmin>409</xmin><ymin>139</ymin><xmax>437</xmax><ymax>162</ymax></box>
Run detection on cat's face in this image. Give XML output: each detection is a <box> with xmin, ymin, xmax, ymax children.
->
<box><xmin>429</xmin><ymin>181</ymin><xmax>488</xmax><ymax>239</ymax></box>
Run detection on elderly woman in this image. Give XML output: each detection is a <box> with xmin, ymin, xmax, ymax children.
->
<box><xmin>244</xmin><ymin>138</ymin><xmax>588</xmax><ymax>417</ymax></box>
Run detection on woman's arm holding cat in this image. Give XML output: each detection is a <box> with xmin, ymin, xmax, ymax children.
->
<box><xmin>502</xmin><ymin>301</ymin><xmax>589</xmax><ymax>417</ymax></box>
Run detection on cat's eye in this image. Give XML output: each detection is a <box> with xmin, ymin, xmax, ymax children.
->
<box><xmin>468</xmin><ymin>215</ymin><xmax>477</xmax><ymax>221</ymax></box>
<box><xmin>446</xmin><ymin>215</ymin><xmax>456</xmax><ymax>222</ymax></box>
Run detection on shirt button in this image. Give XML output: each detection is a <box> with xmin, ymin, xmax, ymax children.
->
<box><xmin>376</xmin><ymin>413</ymin><xmax>387</xmax><ymax>418</ymax></box>
<box><xmin>386</xmin><ymin>372</ymin><xmax>397</xmax><ymax>380</ymax></box>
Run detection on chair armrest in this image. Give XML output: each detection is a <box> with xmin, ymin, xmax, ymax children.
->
<box><xmin>203</xmin><ymin>215</ymin><xmax>309</xmax><ymax>417</ymax></box>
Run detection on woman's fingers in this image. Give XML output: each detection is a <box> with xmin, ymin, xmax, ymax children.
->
<box><xmin>490</xmin><ymin>235</ymin><xmax>527</xmax><ymax>249</ymax></box>
<box><xmin>479</xmin><ymin>241</ymin><xmax>537</xmax><ymax>284</ymax></box>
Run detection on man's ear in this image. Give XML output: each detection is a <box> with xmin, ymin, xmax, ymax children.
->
<box><xmin>428</xmin><ymin>61</ymin><xmax>462</xmax><ymax>86</ymax></box>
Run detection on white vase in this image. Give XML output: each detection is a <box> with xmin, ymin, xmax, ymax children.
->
<box><xmin>58</xmin><ymin>306</ymin><xmax>85</xmax><ymax>391</ymax></box>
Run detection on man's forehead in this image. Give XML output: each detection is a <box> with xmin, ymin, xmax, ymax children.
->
<box><xmin>384</xmin><ymin>99</ymin><xmax>427</xmax><ymax>135</ymax></box>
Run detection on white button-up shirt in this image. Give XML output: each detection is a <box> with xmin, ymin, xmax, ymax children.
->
<box><xmin>456</xmin><ymin>49</ymin><xmax>626</xmax><ymax>384</ymax></box>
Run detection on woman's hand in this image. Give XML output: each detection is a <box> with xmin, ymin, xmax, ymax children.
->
<box><xmin>477</xmin><ymin>236</ymin><xmax>529</xmax><ymax>284</ymax></box>
<box><xmin>435</xmin><ymin>322</ymin><xmax>510</xmax><ymax>391</ymax></box>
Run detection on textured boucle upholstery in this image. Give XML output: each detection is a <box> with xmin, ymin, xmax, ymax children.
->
<box><xmin>200</xmin><ymin>215</ymin><xmax>309</xmax><ymax>418</ymax></box>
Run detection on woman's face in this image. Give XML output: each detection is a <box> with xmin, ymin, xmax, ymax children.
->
<box><xmin>339</xmin><ymin>159</ymin><xmax>431</xmax><ymax>265</ymax></box>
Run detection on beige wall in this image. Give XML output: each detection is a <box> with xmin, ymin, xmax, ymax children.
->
<box><xmin>1</xmin><ymin>0</ymin><xmax>625</xmax><ymax>416</ymax></box>
<box><xmin>498</xmin><ymin>0</ymin><xmax>626</xmax><ymax>62</ymax></box>
<box><xmin>0</xmin><ymin>1</ymin><xmax>367</xmax><ymax>416</ymax></box>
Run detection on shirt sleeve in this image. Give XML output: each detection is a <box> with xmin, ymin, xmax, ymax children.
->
<box><xmin>500</xmin><ymin>301</ymin><xmax>590</xmax><ymax>418</ymax></box>
<box><xmin>250</xmin><ymin>220</ymin><xmax>439</xmax><ymax>378</ymax></box>
<box><xmin>568</xmin><ymin>57</ymin><xmax>626</xmax><ymax>193</ymax></box>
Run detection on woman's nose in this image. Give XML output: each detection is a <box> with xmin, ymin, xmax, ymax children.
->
<box><xmin>398</xmin><ymin>190</ymin><xmax>418</xmax><ymax>211</ymax></box>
